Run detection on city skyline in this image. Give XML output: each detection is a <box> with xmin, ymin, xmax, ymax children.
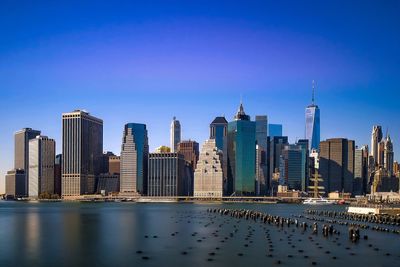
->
<box><xmin>1</xmin><ymin>1</ymin><xmax>400</xmax><ymax>194</ymax></box>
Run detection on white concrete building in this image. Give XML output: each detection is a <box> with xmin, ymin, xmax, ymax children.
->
<box><xmin>194</xmin><ymin>139</ymin><xmax>223</xmax><ymax>197</ymax></box>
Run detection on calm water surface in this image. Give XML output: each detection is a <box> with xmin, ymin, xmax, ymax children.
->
<box><xmin>0</xmin><ymin>201</ymin><xmax>398</xmax><ymax>267</ymax></box>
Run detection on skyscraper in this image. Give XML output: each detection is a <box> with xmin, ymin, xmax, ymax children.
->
<box><xmin>28</xmin><ymin>135</ymin><xmax>55</xmax><ymax>198</ymax></box>
<box><xmin>194</xmin><ymin>139</ymin><xmax>224</xmax><ymax>197</ymax></box>
<box><xmin>319</xmin><ymin>138</ymin><xmax>355</xmax><ymax>194</ymax></box>
<box><xmin>177</xmin><ymin>140</ymin><xmax>199</xmax><ymax>170</ymax></box>
<box><xmin>227</xmin><ymin>103</ymin><xmax>256</xmax><ymax>196</ymax></box>
<box><xmin>269</xmin><ymin>136</ymin><xmax>289</xmax><ymax>185</ymax></box>
<box><xmin>5</xmin><ymin>169</ymin><xmax>26</xmax><ymax>199</ymax></box>
<box><xmin>384</xmin><ymin>134</ymin><xmax>394</xmax><ymax>176</ymax></box>
<box><xmin>210</xmin><ymin>116</ymin><xmax>228</xmax><ymax>193</ymax></box>
<box><xmin>170</xmin><ymin>117</ymin><xmax>181</xmax><ymax>152</ymax></box>
<box><xmin>255</xmin><ymin>115</ymin><xmax>268</xmax><ymax>195</ymax></box>
<box><xmin>14</xmin><ymin>128</ymin><xmax>41</xmax><ymax>196</ymax></box>
<box><xmin>268</xmin><ymin>124</ymin><xmax>283</xmax><ymax>137</ymax></box>
<box><xmin>354</xmin><ymin>146</ymin><xmax>368</xmax><ymax>195</ymax></box>
<box><xmin>370</xmin><ymin>125</ymin><xmax>383</xmax><ymax>166</ymax></box>
<box><xmin>147</xmin><ymin>152</ymin><xmax>188</xmax><ymax>196</ymax></box>
<box><xmin>62</xmin><ymin>110</ymin><xmax>103</xmax><ymax>196</ymax></box>
<box><xmin>54</xmin><ymin>154</ymin><xmax>62</xmax><ymax>196</ymax></box>
<box><xmin>280</xmin><ymin>144</ymin><xmax>306</xmax><ymax>191</ymax></box>
<box><xmin>120</xmin><ymin>123</ymin><xmax>149</xmax><ymax>195</ymax></box>
<box><xmin>305</xmin><ymin>81</ymin><xmax>320</xmax><ymax>151</ymax></box>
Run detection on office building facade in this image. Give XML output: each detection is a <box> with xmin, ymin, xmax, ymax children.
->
<box><xmin>5</xmin><ymin>169</ymin><xmax>26</xmax><ymax>198</ymax></box>
<box><xmin>319</xmin><ymin>138</ymin><xmax>355</xmax><ymax>194</ymax></box>
<box><xmin>255</xmin><ymin>115</ymin><xmax>268</xmax><ymax>195</ymax></box>
<box><xmin>194</xmin><ymin>139</ymin><xmax>224</xmax><ymax>198</ymax></box>
<box><xmin>28</xmin><ymin>135</ymin><xmax>55</xmax><ymax>197</ymax></box>
<box><xmin>210</xmin><ymin>116</ymin><xmax>228</xmax><ymax>193</ymax></box>
<box><xmin>170</xmin><ymin>117</ymin><xmax>181</xmax><ymax>152</ymax></box>
<box><xmin>62</xmin><ymin>110</ymin><xmax>103</xmax><ymax>196</ymax></box>
<box><xmin>147</xmin><ymin>152</ymin><xmax>188</xmax><ymax>196</ymax></box>
<box><xmin>305</xmin><ymin>81</ymin><xmax>320</xmax><ymax>151</ymax></box>
<box><xmin>120</xmin><ymin>123</ymin><xmax>149</xmax><ymax>195</ymax></box>
<box><xmin>227</xmin><ymin>103</ymin><xmax>256</xmax><ymax>196</ymax></box>
<box><xmin>14</xmin><ymin>128</ymin><xmax>41</xmax><ymax>196</ymax></box>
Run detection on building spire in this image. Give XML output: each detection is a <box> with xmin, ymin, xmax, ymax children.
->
<box><xmin>312</xmin><ymin>80</ymin><xmax>315</xmax><ymax>105</ymax></box>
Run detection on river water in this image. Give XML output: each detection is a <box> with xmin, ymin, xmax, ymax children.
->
<box><xmin>0</xmin><ymin>201</ymin><xmax>398</xmax><ymax>267</ymax></box>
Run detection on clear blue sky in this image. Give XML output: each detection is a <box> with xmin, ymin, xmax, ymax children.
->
<box><xmin>1</xmin><ymin>0</ymin><xmax>400</xmax><ymax>193</ymax></box>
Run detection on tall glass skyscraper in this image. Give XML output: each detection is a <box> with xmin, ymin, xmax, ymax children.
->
<box><xmin>120</xmin><ymin>123</ymin><xmax>149</xmax><ymax>195</ymax></box>
<box><xmin>227</xmin><ymin>103</ymin><xmax>256</xmax><ymax>196</ymax></box>
<box><xmin>255</xmin><ymin>115</ymin><xmax>268</xmax><ymax>195</ymax></box>
<box><xmin>305</xmin><ymin>81</ymin><xmax>320</xmax><ymax>151</ymax></box>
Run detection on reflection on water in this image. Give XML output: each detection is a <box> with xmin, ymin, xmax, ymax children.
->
<box><xmin>0</xmin><ymin>202</ymin><xmax>399</xmax><ymax>267</ymax></box>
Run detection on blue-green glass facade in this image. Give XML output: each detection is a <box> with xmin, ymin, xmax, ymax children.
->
<box><xmin>227</xmin><ymin>112</ymin><xmax>256</xmax><ymax>196</ymax></box>
<box><xmin>124</xmin><ymin>123</ymin><xmax>149</xmax><ymax>194</ymax></box>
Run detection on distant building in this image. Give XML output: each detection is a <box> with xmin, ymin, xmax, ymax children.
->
<box><xmin>147</xmin><ymin>152</ymin><xmax>188</xmax><ymax>196</ymax></box>
<box><xmin>97</xmin><ymin>174</ymin><xmax>120</xmax><ymax>195</ymax></box>
<box><xmin>194</xmin><ymin>139</ymin><xmax>224</xmax><ymax>198</ymax></box>
<box><xmin>28</xmin><ymin>135</ymin><xmax>55</xmax><ymax>198</ymax></box>
<box><xmin>269</xmin><ymin>136</ymin><xmax>289</xmax><ymax>188</ymax></box>
<box><xmin>371</xmin><ymin>167</ymin><xmax>399</xmax><ymax>193</ymax></box>
<box><xmin>5</xmin><ymin>169</ymin><xmax>26</xmax><ymax>198</ymax></box>
<box><xmin>170</xmin><ymin>117</ymin><xmax>181</xmax><ymax>152</ymax></box>
<box><xmin>354</xmin><ymin>146</ymin><xmax>369</xmax><ymax>195</ymax></box>
<box><xmin>54</xmin><ymin>154</ymin><xmax>62</xmax><ymax>196</ymax></box>
<box><xmin>62</xmin><ymin>110</ymin><xmax>103</xmax><ymax>196</ymax></box>
<box><xmin>210</xmin><ymin>116</ymin><xmax>228</xmax><ymax>193</ymax></box>
<box><xmin>305</xmin><ymin>81</ymin><xmax>320</xmax><ymax>151</ymax></box>
<box><xmin>370</xmin><ymin>125</ymin><xmax>383</xmax><ymax>166</ymax></box>
<box><xmin>383</xmin><ymin>135</ymin><xmax>394</xmax><ymax>176</ymax></box>
<box><xmin>177</xmin><ymin>140</ymin><xmax>199</xmax><ymax>170</ymax></box>
<box><xmin>227</xmin><ymin>103</ymin><xmax>256</xmax><ymax>196</ymax></box>
<box><xmin>108</xmin><ymin>155</ymin><xmax>120</xmax><ymax>175</ymax></box>
<box><xmin>14</xmin><ymin>128</ymin><xmax>41</xmax><ymax>196</ymax></box>
<box><xmin>268</xmin><ymin>124</ymin><xmax>283</xmax><ymax>137</ymax></box>
<box><xmin>120</xmin><ymin>123</ymin><xmax>149</xmax><ymax>195</ymax></box>
<box><xmin>280</xmin><ymin>144</ymin><xmax>307</xmax><ymax>191</ymax></box>
<box><xmin>101</xmin><ymin>151</ymin><xmax>115</xmax><ymax>174</ymax></box>
<box><xmin>319</xmin><ymin>138</ymin><xmax>355</xmax><ymax>195</ymax></box>
<box><xmin>177</xmin><ymin>140</ymin><xmax>199</xmax><ymax>196</ymax></box>
<box><xmin>255</xmin><ymin>115</ymin><xmax>268</xmax><ymax>195</ymax></box>
<box><xmin>155</xmin><ymin>146</ymin><xmax>171</xmax><ymax>153</ymax></box>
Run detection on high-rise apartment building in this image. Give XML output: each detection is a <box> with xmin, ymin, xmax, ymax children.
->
<box><xmin>170</xmin><ymin>117</ymin><xmax>181</xmax><ymax>153</ymax></box>
<box><xmin>62</xmin><ymin>110</ymin><xmax>103</xmax><ymax>196</ymax></box>
<box><xmin>255</xmin><ymin>115</ymin><xmax>268</xmax><ymax>195</ymax></box>
<box><xmin>305</xmin><ymin>81</ymin><xmax>320</xmax><ymax>151</ymax></box>
<box><xmin>28</xmin><ymin>135</ymin><xmax>55</xmax><ymax>197</ymax></box>
<box><xmin>14</xmin><ymin>128</ymin><xmax>41</xmax><ymax>196</ymax></box>
<box><xmin>194</xmin><ymin>139</ymin><xmax>224</xmax><ymax>197</ymax></box>
<box><xmin>227</xmin><ymin>103</ymin><xmax>256</xmax><ymax>196</ymax></box>
<box><xmin>120</xmin><ymin>123</ymin><xmax>149</xmax><ymax>195</ymax></box>
<box><xmin>147</xmin><ymin>152</ymin><xmax>188</xmax><ymax>196</ymax></box>
<box><xmin>319</xmin><ymin>138</ymin><xmax>355</xmax><ymax>194</ymax></box>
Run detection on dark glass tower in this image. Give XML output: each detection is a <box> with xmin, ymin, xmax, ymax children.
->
<box><xmin>120</xmin><ymin>123</ymin><xmax>149</xmax><ymax>195</ymax></box>
<box><xmin>227</xmin><ymin>103</ymin><xmax>256</xmax><ymax>196</ymax></box>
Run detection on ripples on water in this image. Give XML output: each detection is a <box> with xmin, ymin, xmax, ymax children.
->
<box><xmin>0</xmin><ymin>202</ymin><xmax>398</xmax><ymax>267</ymax></box>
